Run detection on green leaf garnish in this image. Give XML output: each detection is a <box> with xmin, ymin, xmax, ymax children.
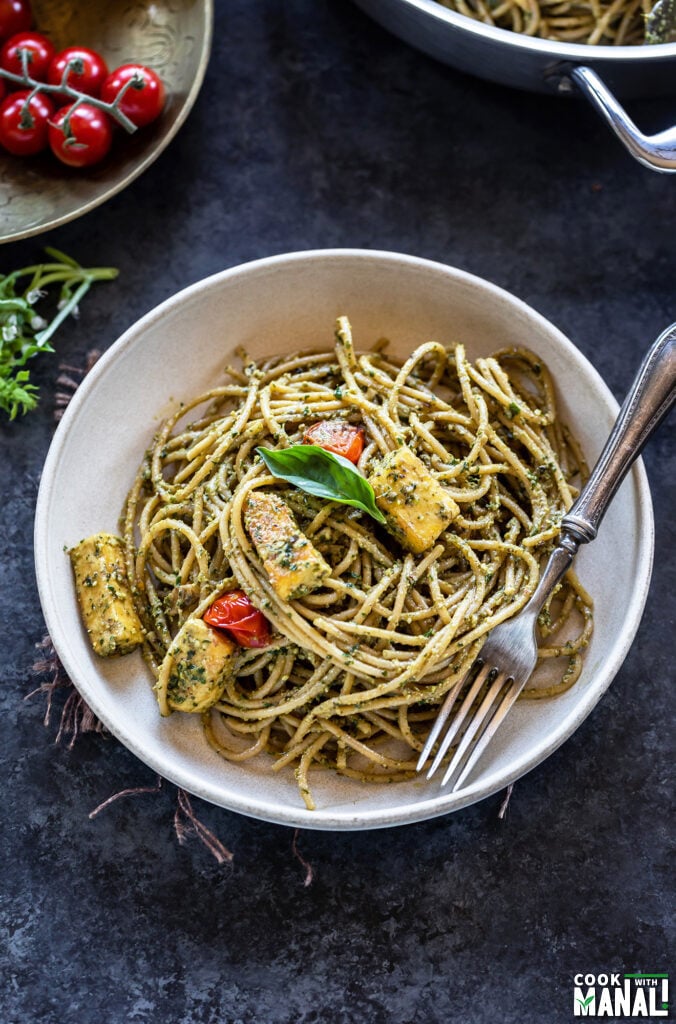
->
<box><xmin>257</xmin><ymin>444</ymin><xmax>387</xmax><ymax>524</ymax></box>
<box><xmin>645</xmin><ymin>0</ymin><xmax>676</xmax><ymax>42</ymax></box>
<box><xmin>0</xmin><ymin>249</ymin><xmax>117</xmax><ymax>419</ymax></box>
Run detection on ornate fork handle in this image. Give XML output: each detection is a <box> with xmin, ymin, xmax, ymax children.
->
<box><xmin>563</xmin><ymin>323</ymin><xmax>676</xmax><ymax>545</ymax></box>
<box><xmin>515</xmin><ymin>324</ymin><xmax>676</xmax><ymax>630</ymax></box>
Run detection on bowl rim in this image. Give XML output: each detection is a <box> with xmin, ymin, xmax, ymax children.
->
<box><xmin>34</xmin><ymin>248</ymin><xmax>655</xmax><ymax>830</ymax></box>
<box><xmin>360</xmin><ymin>0</ymin><xmax>676</xmax><ymax>62</ymax></box>
<box><xmin>1</xmin><ymin>0</ymin><xmax>214</xmax><ymax>245</ymax></box>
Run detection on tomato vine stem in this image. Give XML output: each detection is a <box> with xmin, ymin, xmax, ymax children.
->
<box><xmin>0</xmin><ymin>48</ymin><xmax>141</xmax><ymax>135</ymax></box>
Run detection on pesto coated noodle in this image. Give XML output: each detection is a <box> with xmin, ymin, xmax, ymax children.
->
<box><xmin>435</xmin><ymin>0</ymin><xmax>656</xmax><ymax>45</ymax></box>
<box><xmin>121</xmin><ymin>318</ymin><xmax>593</xmax><ymax>810</ymax></box>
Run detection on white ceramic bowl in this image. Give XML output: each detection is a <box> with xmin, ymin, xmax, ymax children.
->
<box><xmin>34</xmin><ymin>250</ymin><xmax>654</xmax><ymax>830</ymax></box>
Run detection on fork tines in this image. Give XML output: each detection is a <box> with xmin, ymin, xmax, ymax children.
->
<box><xmin>417</xmin><ymin>660</ymin><xmax>522</xmax><ymax>791</ymax></box>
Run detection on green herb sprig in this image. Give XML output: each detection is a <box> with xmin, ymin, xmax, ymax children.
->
<box><xmin>0</xmin><ymin>248</ymin><xmax>118</xmax><ymax>419</ymax></box>
<box><xmin>257</xmin><ymin>444</ymin><xmax>387</xmax><ymax>524</ymax></box>
<box><xmin>645</xmin><ymin>0</ymin><xmax>676</xmax><ymax>42</ymax></box>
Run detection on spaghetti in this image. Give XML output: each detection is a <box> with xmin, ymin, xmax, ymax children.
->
<box><xmin>435</xmin><ymin>0</ymin><xmax>654</xmax><ymax>46</ymax></box>
<box><xmin>122</xmin><ymin>319</ymin><xmax>593</xmax><ymax>809</ymax></box>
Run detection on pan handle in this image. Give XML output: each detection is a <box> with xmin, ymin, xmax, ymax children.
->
<box><xmin>558</xmin><ymin>66</ymin><xmax>676</xmax><ymax>173</ymax></box>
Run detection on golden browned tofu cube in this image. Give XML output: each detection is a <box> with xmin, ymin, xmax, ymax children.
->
<box><xmin>244</xmin><ymin>491</ymin><xmax>331</xmax><ymax>601</ymax></box>
<box><xmin>165</xmin><ymin>618</ymin><xmax>237</xmax><ymax>713</ymax></box>
<box><xmin>70</xmin><ymin>533</ymin><xmax>144</xmax><ymax>657</ymax></box>
<box><xmin>368</xmin><ymin>446</ymin><xmax>459</xmax><ymax>554</ymax></box>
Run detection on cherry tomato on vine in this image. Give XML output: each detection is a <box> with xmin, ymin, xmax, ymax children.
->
<box><xmin>48</xmin><ymin>46</ymin><xmax>109</xmax><ymax>98</ymax></box>
<box><xmin>1</xmin><ymin>30</ymin><xmax>54</xmax><ymax>81</ymax></box>
<box><xmin>100</xmin><ymin>63</ymin><xmax>165</xmax><ymax>127</ymax></box>
<box><xmin>48</xmin><ymin>103</ymin><xmax>112</xmax><ymax>167</ymax></box>
<box><xmin>0</xmin><ymin>88</ymin><xmax>52</xmax><ymax>154</ymax></box>
<box><xmin>0</xmin><ymin>1</ymin><xmax>32</xmax><ymax>42</ymax></box>
<box><xmin>203</xmin><ymin>592</ymin><xmax>271</xmax><ymax>649</ymax></box>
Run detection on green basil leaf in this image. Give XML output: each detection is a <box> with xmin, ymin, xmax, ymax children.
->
<box><xmin>646</xmin><ymin>0</ymin><xmax>676</xmax><ymax>41</ymax></box>
<box><xmin>257</xmin><ymin>444</ymin><xmax>387</xmax><ymax>524</ymax></box>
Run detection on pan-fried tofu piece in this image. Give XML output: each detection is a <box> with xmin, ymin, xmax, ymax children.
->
<box><xmin>368</xmin><ymin>446</ymin><xmax>459</xmax><ymax>554</ymax></box>
<box><xmin>164</xmin><ymin>618</ymin><xmax>237</xmax><ymax>713</ymax></box>
<box><xmin>244</xmin><ymin>491</ymin><xmax>331</xmax><ymax>601</ymax></box>
<box><xmin>69</xmin><ymin>533</ymin><xmax>144</xmax><ymax>657</ymax></box>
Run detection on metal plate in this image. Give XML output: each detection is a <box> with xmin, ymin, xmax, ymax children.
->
<box><xmin>0</xmin><ymin>0</ymin><xmax>213</xmax><ymax>243</ymax></box>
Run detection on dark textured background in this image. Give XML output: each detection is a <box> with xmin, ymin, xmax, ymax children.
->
<box><xmin>2</xmin><ymin>3</ymin><xmax>674</xmax><ymax>1023</ymax></box>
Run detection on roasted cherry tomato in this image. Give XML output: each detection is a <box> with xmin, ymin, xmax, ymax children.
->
<box><xmin>1</xmin><ymin>30</ymin><xmax>53</xmax><ymax>81</ymax></box>
<box><xmin>48</xmin><ymin>103</ymin><xmax>112</xmax><ymax>167</ymax></box>
<box><xmin>204</xmin><ymin>591</ymin><xmax>271</xmax><ymax>649</ymax></box>
<box><xmin>0</xmin><ymin>1</ymin><xmax>32</xmax><ymax>42</ymax></box>
<box><xmin>303</xmin><ymin>421</ymin><xmax>366</xmax><ymax>464</ymax></box>
<box><xmin>0</xmin><ymin>88</ymin><xmax>51</xmax><ymax>154</ymax></box>
<box><xmin>100</xmin><ymin>63</ymin><xmax>165</xmax><ymax>127</ymax></box>
<box><xmin>48</xmin><ymin>46</ymin><xmax>109</xmax><ymax>97</ymax></box>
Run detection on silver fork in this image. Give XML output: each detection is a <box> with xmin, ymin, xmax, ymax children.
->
<box><xmin>417</xmin><ymin>323</ymin><xmax>676</xmax><ymax>791</ymax></box>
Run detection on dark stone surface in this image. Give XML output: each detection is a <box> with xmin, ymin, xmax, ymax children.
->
<box><xmin>2</xmin><ymin>3</ymin><xmax>674</xmax><ymax>1023</ymax></box>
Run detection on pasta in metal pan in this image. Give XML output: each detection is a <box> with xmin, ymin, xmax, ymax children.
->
<box><xmin>118</xmin><ymin>317</ymin><xmax>593</xmax><ymax>810</ymax></box>
<box><xmin>435</xmin><ymin>0</ymin><xmax>656</xmax><ymax>46</ymax></box>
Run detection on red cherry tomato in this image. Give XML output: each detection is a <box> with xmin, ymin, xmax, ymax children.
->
<box><xmin>100</xmin><ymin>63</ymin><xmax>165</xmax><ymax>127</ymax></box>
<box><xmin>0</xmin><ymin>77</ymin><xmax>5</xmax><ymax>103</ymax></box>
<box><xmin>48</xmin><ymin>103</ymin><xmax>112</xmax><ymax>167</ymax></box>
<box><xmin>0</xmin><ymin>88</ymin><xmax>51</xmax><ymax>154</ymax></box>
<box><xmin>0</xmin><ymin>1</ymin><xmax>32</xmax><ymax>42</ymax></box>
<box><xmin>1</xmin><ymin>30</ymin><xmax>54</xmax><ymax>81</ymax></box>
<box><xmin>303</xmin><ymin>421</ymin><xmax>366</xmax><ymax>464</ymax></box>
<box><xmin>204</xmin><ymin>592</ymin><xmax>271</xmax><ymax>649</ymax></box>
<box><xmin>48</xmin><ymin>46</ymin><xmax>108</xmax><ymax>98</ymax></box>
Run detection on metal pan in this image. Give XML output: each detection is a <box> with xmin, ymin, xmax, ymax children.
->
<box><xmin>354</xmin><ymin>0</ymin><xmax>676</xmax><ymax>172</ymax></box>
